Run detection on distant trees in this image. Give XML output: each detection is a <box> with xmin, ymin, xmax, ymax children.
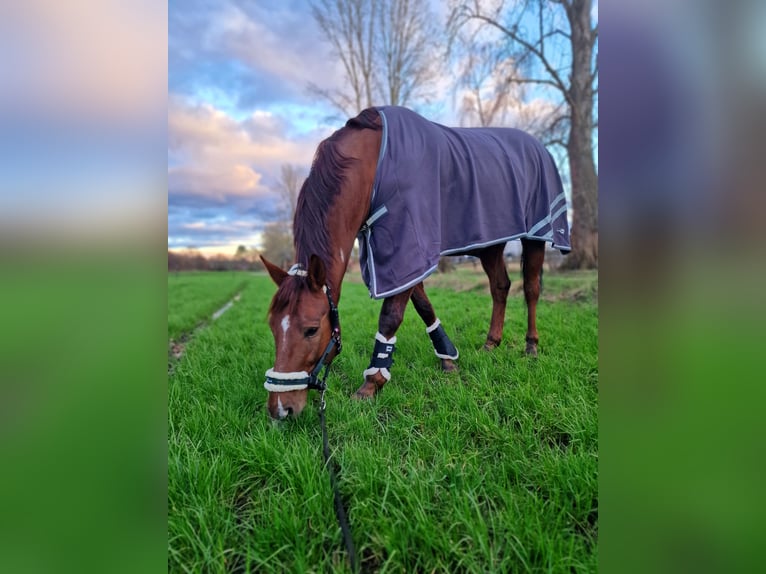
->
<box><xmin>260</xmin><ymin>222</ymin><xmax>293</xmax><ymax>269</ymax></box>
<box><xmin>277</xmin><ymin>164</ymin><xmax>306</xmax><ymax>225</ymax></box>
<box><xmin>257</xmin><ymin>162</ymin><xmax>307</xmax><ymax>268</ymax></box>
<box><xmin>450</xmin><ymin>0</ymin><xmax>598</xmax><ymax>269</ymax></box>
<box><xmin>168</xmin><ymin>249</ymin><xmax>209</xmax><ymax>271</ymax></box>
<box><xmin>167</xmin><ymin>247</ymin><xmax>264</xmax><ymax>272</ymax></box>
<box><xmin>309</xmin><ymin>0</ymin><xmax>441</xmax><ymax>115</ymax></box>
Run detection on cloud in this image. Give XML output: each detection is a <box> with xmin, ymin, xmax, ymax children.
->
<box><xmin>167</xmin><ymin>94</ymin><xmax>336</xmax><ymax>249</ymax></box>
<box><xmin>168</xmin><ymin>95</ymin><xmax>326</xmax><ymax>201</ymax></box>
<box><xmin>170</xmin><ymin>0</ymin><xmax>344</xmax><ymax>111</ymax></box>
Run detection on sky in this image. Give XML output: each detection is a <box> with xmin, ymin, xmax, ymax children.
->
<box><xmin>168</xmin><ymin>0</ymin><xmax>595</xmax><ymax>256</ymax></box>
<box><xmin>169</xmin><ymin>0</ymin><xmax>356</xmax><ymax>255</ymax></box>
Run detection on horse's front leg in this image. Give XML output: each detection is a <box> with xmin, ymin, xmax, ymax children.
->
<box><xmin>410</xmin><ymin>282</ymin><xmax>458</xmax><ymax>372</ymax></box>
<box><xmin>352</xmin><ymin>288</ymin><xmax>413</xmax><ymax>400</ymax></box>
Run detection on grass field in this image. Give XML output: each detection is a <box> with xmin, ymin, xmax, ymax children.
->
<box><xmin>168</xmin><ymin>271</ymin><xmax>249</xmax><ymax>341</ymax></box>
<box><xmin>168</xmin><ymin>268</ymin><xmax>598</xmax><ymax>573</ymax></box>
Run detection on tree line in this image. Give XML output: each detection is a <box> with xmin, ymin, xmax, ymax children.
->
<box><xmin>168</xmin><ymin>247</ymin><xmax>264</xmax><ymax>272</ymax></box>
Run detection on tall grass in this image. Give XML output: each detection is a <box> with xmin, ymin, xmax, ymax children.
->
<box><xmin>168</xmin><ymin>271</ymin><xmax>249</xmax><ymax>340</ymax></box>
<box><xmin>169</xmin><ymin>272</ymin><xmax>598</xmax><ymax>573</ymax></box>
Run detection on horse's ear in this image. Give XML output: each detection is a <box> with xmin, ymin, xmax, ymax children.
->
<box><xmin>307</xmin><ymin>254</ymin><xmax>326</xmax><ymax>292</ymax></box>
<box><xmin>261</xmin><ymin>256</ymin><xmax>287</xmax><ymax>286</ymax></box>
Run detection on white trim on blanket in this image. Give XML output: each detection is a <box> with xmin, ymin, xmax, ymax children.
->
<box><xmin>527</xmin><ymin>192</ymin><xmax>568</xmax><ymax>236</ymax></box>
<box><xmin>370</xmin><ymin>263</ymin><xmax>439</xmax><ymax>299</ymax></box>
<box><xmin>367</xmin><ymin>227</ymin><xmax>573</xmax><ymax>298</ymax></box>
<box><xmin>370</xmin><ymin>110</ymin><xmax>389</xmax><ymax>208</ymax></box>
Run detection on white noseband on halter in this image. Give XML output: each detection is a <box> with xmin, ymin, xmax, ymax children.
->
<box><xmin>264</xmin><ymin>368</ymin><xmax>310</xmax><ymax>392</ymax></box>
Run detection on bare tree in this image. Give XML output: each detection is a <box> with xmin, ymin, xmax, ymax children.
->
<box><xmin>377</xmin><ymin>0</ymin><xmax>439</xmax><ymax>106</ymax></box>
<box><xmin>311</xmin><ymin>0</ymin><xmax>377</xmax><ymax>114</ymax></box>
<box><xmin>260</xmin><ymin>222</ymin><xmax>294</xmax><ymax>269</ymax></box>
<box><xmin>457</xmin><ymin>42</ymin><xmax>519</xmax><ymax>127</ymax></box>
<box><xmin>451</xmin><ymin>0</ymin><xmax>598</xmax><ymax>269</ymax></box>
<box><xmin>277</xmin><ymin>163</ymin><xmax>305</xmax><ymax>225</ymax></box>
<box><xmin>310</xmin><ymin>0</ymin><xmax>440</xmax><ymax>116</ymax></box>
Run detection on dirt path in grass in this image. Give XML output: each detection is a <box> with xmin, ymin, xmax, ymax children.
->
<box><xmin>168</xmin><ymin>292</ymin><xmax>241</xmax><ymax>373</ymax></box>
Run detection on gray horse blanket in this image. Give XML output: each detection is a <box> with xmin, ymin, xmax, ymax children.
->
<box><xmin>358</xmin><ymin>106</ymin><xmax>571</xmax><ymax>299</ymax></box>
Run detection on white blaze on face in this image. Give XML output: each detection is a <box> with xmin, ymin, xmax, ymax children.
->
<box><xmin>281</xmin><ymin>315</ymin><xmax>290</xmax><ymax>345</ymax></box>
<box><xmin>277</xmin><ymin>396</ymin><xmax>289</xmax><ymax>419</ymax></box>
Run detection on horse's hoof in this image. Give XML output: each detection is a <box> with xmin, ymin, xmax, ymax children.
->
<box><xmin>352</xmin><ymin>381</ymin><xmax>380</xmax><ymax>400</ymax></box>
<box><xmin>440</xmin><ymin>358</ymin><xmax>458</xmax><ymax>372</ymax></box>
<box><xmin>483</xmin><ymin>338</ymin><xmax>501</xmax><ymax>351</ymax></box>
<box><xmin>525</xmin><ymin>344</ymin><xmax>538</xmax><ymax>357</ymax></box>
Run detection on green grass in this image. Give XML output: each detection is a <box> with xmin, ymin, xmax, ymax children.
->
<box><xmin>168</xmin><ymin>271</ymin><xmax>598</xmax><ymax>573</ymax></box>
<box><xmin>168</xmin><ymin>271</ymin><xmax>249</xmax><ymax>340</ymax></box>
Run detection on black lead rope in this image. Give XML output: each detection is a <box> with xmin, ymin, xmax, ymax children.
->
<box><xmin>317</xmin><ymin>371</ymin><xmax>358</xmax><ymax>574</ymax></box>
<box><xmin>315</xmin><ymin>285</ymin><xmax>358</xmax><ymax>573</ymax></box>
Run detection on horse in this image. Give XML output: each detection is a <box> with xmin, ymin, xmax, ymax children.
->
<box><xmin>261</xmin><ymin>106</ymin><xmax>570</xmax><ymax>420</ymax></box>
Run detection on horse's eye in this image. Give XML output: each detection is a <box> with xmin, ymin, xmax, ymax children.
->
<box><xmin>304</xmin><ymin>327</ymin><xmax>319</xmax><ymax>338</ymax></box>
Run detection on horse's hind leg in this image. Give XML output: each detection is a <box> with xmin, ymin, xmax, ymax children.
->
<box><xmin>521</xmin><ymin>238</ymin><xmax>546</xmax><ymax>356</ymax></box>
<box><xmin>353</xmin><ymin>288</ymin><xmax>413</xmax><ymax>400</ymax></box>
<box><xmin>410</xmin><ymin>282</ymin><xmax>458</xmax><ymax>372</ymax></box>
<box><xmin>478</xmin><ymin>243</ymin><xmax>511</xmax><ymax>350</ymax></box>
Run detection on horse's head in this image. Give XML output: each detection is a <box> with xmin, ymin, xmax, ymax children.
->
<box><xmin>261</xmin><ymin>254</ymin><xmax>338</xmax><ymax>420</ymax></box>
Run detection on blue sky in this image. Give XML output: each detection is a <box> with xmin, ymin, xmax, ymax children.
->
<box><xmin>168</xmin><ymin>0</ymin><xmax>595</xmax><ymax>255</ymax></box>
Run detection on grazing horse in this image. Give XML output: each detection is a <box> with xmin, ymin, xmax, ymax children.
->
<box><xmin>261</xmin><ymin>106</ymin><xmax>570</xmax><ymax>420</ymax></box>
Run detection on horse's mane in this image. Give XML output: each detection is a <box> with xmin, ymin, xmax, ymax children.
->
<box><xmin>270</xmin><ymin>108</ymin><xmax>381</xmax><ymax>315</ymax></box>
<box><xmin>293</xmin><ymin>108</ymin><xmax>381</xmax><ymax>266</ymax></box>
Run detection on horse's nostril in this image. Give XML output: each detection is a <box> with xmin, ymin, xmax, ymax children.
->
<box><xmin>286</xmin><ymin>407</ymin><xmax>294</xmax><ymax>416</ymax></box>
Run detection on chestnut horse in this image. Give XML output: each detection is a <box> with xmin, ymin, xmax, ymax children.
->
<box><xmin>261</xmin><ymin>107</ymin><xmax>568</xmax><ymax>419</ymax></box>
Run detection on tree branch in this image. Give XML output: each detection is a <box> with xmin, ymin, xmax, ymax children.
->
<box><xmin>462</xmin><ymin>11</ymin><xmax>572</xmax><ymax>105</ymax></box>
<box><xmin>542</xmin><ymin>28</ymin><xmax>571</xmax><ymax>41</ymax></box>
<box><xmin>545</xmin><ymin>137</ymin><xmax>568</xmax><ymax>150</ymax></box>
<box><xmin>508</xmin><ymin>77</ymin><xmax>561</xmax><ymax>90</ymax></box>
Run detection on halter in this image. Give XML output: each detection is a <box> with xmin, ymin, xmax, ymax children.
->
<box><xmin>264</xmin><ymin>264</ymin><xmax>342</xmax><ymax>393</ymax></box>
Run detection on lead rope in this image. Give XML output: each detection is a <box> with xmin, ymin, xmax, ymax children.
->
<box><xmin>318</xmin><ymin>369</ymin><xmax>359</xmax><ymax>573</ymax></box>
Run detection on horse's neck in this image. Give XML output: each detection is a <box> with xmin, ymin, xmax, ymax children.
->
<box><xmin>325</xmin><ymin>130</ymin><xmax>381</xmax><ymax>301</ymax></box>
<box><xmin>324</xmin><ymin>197</ymin><xmax>368</xmax><ymax>301</ymax></box>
